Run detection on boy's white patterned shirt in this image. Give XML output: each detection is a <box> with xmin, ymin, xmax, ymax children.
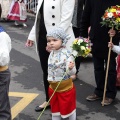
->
<box><xmin>48</xmin><ymin>47</ymin><xmax>76</xmax><ymax>81</ymax></box>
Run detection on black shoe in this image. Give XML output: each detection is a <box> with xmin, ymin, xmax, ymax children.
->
<box><xmin>35</xmin><ymin>105</ymin><xmax>50</xmax><ymax>112</ymax></box>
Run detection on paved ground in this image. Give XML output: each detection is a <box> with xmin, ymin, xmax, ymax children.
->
<box><xmin>1</xmin><ymin>16</ymin><xmax>120</xmax><ymax>120</ymax></box>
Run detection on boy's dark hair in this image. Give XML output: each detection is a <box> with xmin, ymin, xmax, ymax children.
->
<box><xmin>0</xmin><ymin>4</ymin><xmax>2</xmax><ymax>18</ymax></box>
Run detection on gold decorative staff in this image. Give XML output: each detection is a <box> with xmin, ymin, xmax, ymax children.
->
<box><xmin>102</xmin><ymin>27</ymin><xmax>113</xmax><ymax>106</ymax></box>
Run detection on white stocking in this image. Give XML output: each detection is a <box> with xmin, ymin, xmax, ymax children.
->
<box><xmin>52</xmin><ymin>115</ymin><xmax>61</xmax><ymax>120</ymax></box>
<box><xmin>69</xmin><ymin>111</ymin><xmax>76</xmax><ymax>120</ymax></box>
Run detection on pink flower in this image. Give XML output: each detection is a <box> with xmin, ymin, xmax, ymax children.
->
<box><xmin>116</xmin><ymin>10</ymin><xmax>120</xmax><ymax>16</ymax></box>
<box><xmin>84</xmin><ymin>38</ymin><xmax>89</xmax><ymax>43</ymax></box>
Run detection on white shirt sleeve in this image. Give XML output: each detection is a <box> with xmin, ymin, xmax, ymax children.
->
<box><xmin>66</xmin><ymin>55</ymin><xmax>76</xmax><ymax>75</ymax></box>
<box><xmin>0</xmin><ymin>32</ymin><xmax>11</xmax><ymax>66</ymax></box>
<box><xmin>112</xmin><ymin>44</ymin><xmax>120</xmax><ymax>55</ymax></box>
<box><xmin>58</xmin><ymin>0</ymin><xmax>75</xmax><ymax>31</ymax></box>
<box><xmin>28</xmin><ymin>25</ymin><xmax>36</xmax><ymax>41</ymax></box>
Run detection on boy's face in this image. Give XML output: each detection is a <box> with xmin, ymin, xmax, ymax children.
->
<box><xmin>47</xmin><ymin>37</ymin><xmax>62</xmax><ymax>50</ymax></box>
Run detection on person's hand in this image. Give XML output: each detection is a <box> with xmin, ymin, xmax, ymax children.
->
<box><xmin>108</xmin><ymin>29</ymin><xmax>116</xmax><ymax>37</ymax></box>
<box><xmin>108</xmin><ymin>42</ymin><xmax>114</xmax><ymax>48</ymax></box>
<box><xmin>46</xmin><ymin>45</ymin><xmax>52</xmax><ymax>52</ymax></box>
<box><xmin>68</xmin><ymin>61</ymin><xmax>74</xmax><ymax>70</ymax></box>
<box><xmin>25</xmin><ymin>39</ymin><xmax>34</xmax><ymax>47</ymax></box>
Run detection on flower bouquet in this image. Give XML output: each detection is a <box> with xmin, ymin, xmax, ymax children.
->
<box><xmin>72</xmin><ymin>37</ymin><xmax>91</xmax><ymax>57</ymax></box>
<box><xmin>101</xmin><ymin>5</ymin><xmax>120</xmax><ymax>30</ymax></box>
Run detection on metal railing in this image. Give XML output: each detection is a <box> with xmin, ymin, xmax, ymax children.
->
<box><xmin>26</xmin><ymin>0</ymin><xmax>38</xmax><ymax>14</ymax></box>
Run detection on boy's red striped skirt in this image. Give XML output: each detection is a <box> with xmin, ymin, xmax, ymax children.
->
<box><xmin>48</xmin><ymin>84</ymin><xmax>76</xmax><ymax>118</ymax></box>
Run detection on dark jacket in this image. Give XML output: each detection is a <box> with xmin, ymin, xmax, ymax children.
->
<box><xmin>80</xmin><ymin>0</ymin><xmax>120</xmax><ymax>57</ymax></box>
<box><xmin>77</xmin><ymin>0</ymin><xmax>86</xmax><ymax>27</ymax></box>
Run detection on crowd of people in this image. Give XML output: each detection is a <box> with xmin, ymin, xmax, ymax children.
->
<box><xmin>1</xmin><ymin>0</ymin><xmax>120</xmax><ymax>120</ymax></box>
<box><xmin>0</xmin><ymin>0</ymin><xmax>38</xmax><ymax>27</ymax></box>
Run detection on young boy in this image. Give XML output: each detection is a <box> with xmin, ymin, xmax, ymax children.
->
<box><xmin>108</xmin><ymin>29</ymin><xmax>120</xmax><ymax>54</ymax></box>
<box><xmin>108</xmin><ymin>29</ymin><xmax>120</xmax><ymax>86</ymax></box>
<box><xmin>0</xmin><ymin>4</ymin><xmax>12</xmax><ymax>120</ymax></box>
<box><xmin>46</xmin><ymin>27</ymin><xmax>76</xmax><ymax>120</ymax></box>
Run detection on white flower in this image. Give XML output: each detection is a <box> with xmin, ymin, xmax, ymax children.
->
<box><xmin>86</xmin><ymin>44</ymin><xmax>88</xmax><ymax>47</ymax></box>
<box><xmin>103</xmin><ymin>18</ymin><xmax>105</xmax><ymax>20</ymax></box>
<box><xmin>79</xmin><ymin>39</ymin><xmax>83</xmax><ymax>43</ymax></box>
<box><xmin>77</xmin><ymin>40</ymin><xmax>81</xmax><ymax>45</ymax></box>
<box><xmin>81</xmin><ymin>46</ymin><xmax>85</xmax><ymax>50</ymax></box>
<box><xmin>107</xmin><ymin>12</ymin><xmax>113</xmax><ymax>18</ymax></box>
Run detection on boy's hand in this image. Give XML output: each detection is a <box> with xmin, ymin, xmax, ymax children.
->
<box><xmin>108</xmin><ymin>42</ymin><xmax>114</xmax><ymax>48</ymax></box>
<box><xmin>108</xmin><ymin>29</ymin><xmax>116</xmax><ymax>37</ymax></box>
<box><xmin>68</xmin><ymin>61</ymin><xmax>74</xmax><ymax>70</ymax></box>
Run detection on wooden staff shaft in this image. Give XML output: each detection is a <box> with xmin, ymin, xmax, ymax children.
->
<box><xmin>102</xmin><ymin>36</ymin><xmax>113</xmax><ymax>106</ymax></box>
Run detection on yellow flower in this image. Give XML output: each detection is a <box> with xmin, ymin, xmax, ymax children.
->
<box><xmin>117</xmin><ymin>5</ymin><xmax>120</xmax><ymax>8</ymax></box>
<box><xmin>109</xmin><ymin>8</ymin><xmax>116</xmax><ymax>12</ymax></box>
<box><xmin>84</xmin><ymin>52</ymin><xmax>88</xmax><ymax>55</ymax></box>
<box><xmin>73</xmin><ymin>39</ymin><xmax>78</xmax><ymax>44</ymax></box>
<box><xmin>82</xmin><ymin>55</ymin><xmax>86</xmax><ymax>57</ymax></box>
<box><xmin>116</xmin><ymin>18</ymin><xmax>120</xmax><ymax>22</ymax></box>
<box><xmin>85</xmin><ymin>50</ymin><xmax>89</xmax><ymax>55</ymax></box>
<box><xmin>84</xmin><ymin>48</ymin><xmax>91</xmax><ymax>55</ymax></box>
